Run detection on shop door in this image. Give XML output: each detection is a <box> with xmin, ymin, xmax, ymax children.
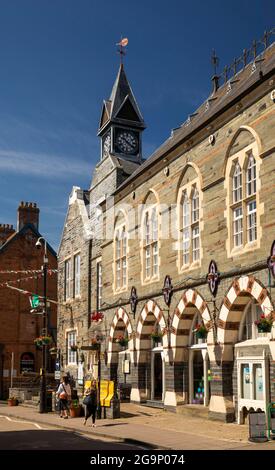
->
<box><xmin>193</xmin><ymin>351</ymin><xmax>204</xmax><ymax>404</ymax></box>
<box><xmin>153</xmin><ymin>353</ymin><xmax>163</xmax><ymax>400</ymax></box>
<box><xmin>237</xmin><ymin>358</ymin><xmax>268</xmax><ymax>422</ymax></box>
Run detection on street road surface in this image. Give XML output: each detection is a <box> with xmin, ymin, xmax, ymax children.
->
<box><xmin>0</xmin><ymin>415</ymin><xmax>148</xmax><ymax>450</ymax></box>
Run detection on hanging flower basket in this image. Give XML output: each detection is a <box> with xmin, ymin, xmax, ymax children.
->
<box><xmin>90</xmin><ymin>311</ymin><xmax>104</xmax><ymax>322</ymax></box>
<box><xmin>255</xmin><ymin>314</ymin><xmax>273</xmax><ymax>333</ymax></box>
<box><xmin>150</xmin><ymin>330</ymin><xmax>163</xmax><ymax>343</ymax></box>
<box><xmin>193</xmin><ymin>324</ymin><xmax>207</xmax><ymax>340</ymax></box>
<box><xmin>34</xmin><ymin>336</ymin><xmax>52</xmax><ymax>347</ymax></box>
<box><xmin>115</xmin><ymin>335</ymin><xmax>129</xmax><ymax>347</ymax></box>
<box><xmin>70</xmin><ymin>344</ymin><xmax>78</xmax><ymax>352</ymax></box>
<box><xmin>90</xmin><ymin>339</ymin><xmax>100</xmax><ymax>350</ymax></box>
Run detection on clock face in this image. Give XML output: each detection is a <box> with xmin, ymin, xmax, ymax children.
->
<box><xmin>103</xmin><ymin>133</ymin><xmax>111</xmax><ymax>157</ymax></box>
<box><xmin>116</xmin><ymin>130</ymin><xmax>138</xmax><ymax>154</ymax></box>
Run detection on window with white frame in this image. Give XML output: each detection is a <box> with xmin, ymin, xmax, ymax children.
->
<box><xmin>67</xmin><ymin>330</ymin><xmax>77</xmax><ymax>364</ymax></box>
<box><xmin>230</xmin><ymin>152</ymin><xmax>257</xmax><ymax>249</ymax></box>
<box><xmin>179</xmin><ymin>185</ymin><xmax>200</xmax><ymax>268</ymax></box>
<box><xmin>97</xmin><ymin>261</ymin><xmax>102</xmax><ymax>309</ymax></box>
<box><xmin>114</xmin><ymin>226</ymin><xmax>127</xmax><ymax>290</ymax></box>
<box><xmin>64</xmin><ymin>259</ymin><xmax>72</xmax><ymax>301</ymax></box>
<box><xmin>143</xmin><ymin>206</ymin><xmax>159</xmax><ymax>281</ymax></box>
<box><xmin>74</xmin><ymin>254</ymin><xmax>81</xmax><ymax>297</ymax></box>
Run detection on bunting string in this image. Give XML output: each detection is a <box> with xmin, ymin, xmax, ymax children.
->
<box><xmin>0</xmin><ymin>270</ymin><xmax>57</xmax><ymax>288</ymax></box>
<box><xmin>0</xmin><ymin>269</ymin><xmax>58</xmax><ymax>274</ymax></box>
<box><xmin>6</xmin><ymin>284</ymin><xmax>59</xmax><ymax>305</ymax></box>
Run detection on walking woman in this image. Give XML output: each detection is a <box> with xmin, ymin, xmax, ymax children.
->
<box><xmin>57</xmin><ymin>375</ymin><xmax>71</xmax><ymax>419</ymax></box>
<box><xmin>83</xmin><ymin>380</ymin><xmax>98</xmax><ymax>427</ymax></box>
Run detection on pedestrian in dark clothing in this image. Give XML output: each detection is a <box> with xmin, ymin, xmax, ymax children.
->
<box><xmin>83</xmin><ymin>380</ymin><xmax>97</xmax><ymax>427</ymax></box>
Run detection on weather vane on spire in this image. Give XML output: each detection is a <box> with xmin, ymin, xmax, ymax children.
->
<box><xmin>116</xmin><ymin>37</ymin><xmax>128</xmax><ymax>64</ymax></box>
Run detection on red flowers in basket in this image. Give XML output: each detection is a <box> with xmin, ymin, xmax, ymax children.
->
<box><xmin>91</xmin><ymin>311</ymin><xmax>104</xmax><ymax>322</ymax></box>
<box><xmin>115</xmin><ymin>334</ymin><xmax>129</xmax><ymax>347</ymax></box>
<box><xmin>254</xmin><ymin>313</ymin><xmax>273</xmax><ymax>333</ymax></box>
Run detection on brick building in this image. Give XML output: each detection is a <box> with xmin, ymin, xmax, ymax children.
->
<box><xmin>0</xmin><ymin>202</ymin><xmax>57</xmax><ymax>398</ymax></box>
<box><xmin>58</xmin><ymin>35</ymin><xmax>275</xmax><ymax>423</ymax></box>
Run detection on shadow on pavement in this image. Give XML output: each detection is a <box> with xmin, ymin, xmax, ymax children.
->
<box><xmin>120</xmin><ymin>411</ymin><xmax>152</xmax><ymax>418</ymax></box>
<box><xmin>0</xmin><ymin>429</ymin><xmax>140</xmax><ymax>450</ymax></box>
<box><xmin>102</xmin><ymin>423</ymin><xmax>128</xmax><ymax>427</ymax></box>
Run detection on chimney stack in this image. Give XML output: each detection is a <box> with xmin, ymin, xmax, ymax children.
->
<box><xmin>17</xmin><ymin>202</ymin><xmax>40</xmax><ymax>231</ymax></box>
<box><xmin>0</xmin><ymin>224</ymin><xmax>16</xmax><ymax>246</ymax></box>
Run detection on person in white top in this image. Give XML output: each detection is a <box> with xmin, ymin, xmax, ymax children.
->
<box><xmin>56</xmin><ymin>376</ymin><xmax>71</xmax><ymax>418</ymax></box>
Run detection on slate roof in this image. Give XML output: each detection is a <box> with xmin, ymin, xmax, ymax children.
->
<box><xmin>113</xmin><ymin>41</ymin><xmax>275</xmax><ymax>195</ymax></box>
<box><xmin>109</xmin><ymin>64</ymin><xmax>145</xmax><ymax>123</ymax></box>
<box><xmin>0</xmin><ymin>223</ymin><xmax>57</xmax><ymax>258</ymax></box>
<box><xmin>98</xmin><ymin>64</ymin><xmax>146</xmax><ymax>135</ymax></box>
<box><xmin>110</xmin><ymin>155</ymin><xmax>142</xmax><ymax>175</ymax></box>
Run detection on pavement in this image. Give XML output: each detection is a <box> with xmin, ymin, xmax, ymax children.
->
<box><xmin>1</xmin><ymin>402</ymin><xmax>275</xmax><ymax>450</ymax></box>
<box><xmin>0</xmin><ymin>416</ymin><xmax>146</xmax><ymax>450</ymax></box>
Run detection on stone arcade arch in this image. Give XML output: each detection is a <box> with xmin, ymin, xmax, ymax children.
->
<box><xmin>167</xmin><ymin>289</ymin><xmax>212</xmax><ymax>408</ymax></box>
<box><xmin>209</xmin><ymin>275</ymin><xmax>274</xmax><ymax>423</ymax></box>
<box><xmin>131</xmin><ymin>300</ymin><xmax>168</xmax><ymax>403</ymax></box>
<box><xmin>106</xmin><ymin>308</ymin><xmax>134</xmax><ymax>399</ymax></box>
<box><xmin>171</xmin><ymin>289</ymin><xmax>212</xmax><ymax>361</ymax></box>
<box><xmin>108</xmin><ymin>307</ymin><xmax>134</xmax><ymax>364</ymax></box>
<box><xmin>217</xmin><ymin>276</ymin><xmax>273</xmax><ymax>346</ymax></box>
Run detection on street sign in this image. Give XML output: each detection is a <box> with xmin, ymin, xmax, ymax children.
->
<box><xmin>29</xmin><ymin>295</ymin><xmax>40</xmax><ymax>309</ymax></box>
<box><xmin>54</xmin><ymin>371</ymin><xmax>61</xmax><ymax>380</ymax></box>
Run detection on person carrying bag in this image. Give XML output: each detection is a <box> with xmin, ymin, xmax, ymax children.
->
<box><xmin>57</xmin><ymin>375</ymin><xmax>71</xmax><ymax>419</ymax></box>
<box><xmin>83</xmin><ymin>380</ymin><xmax>98</xmax><ymax>427</ymax></box>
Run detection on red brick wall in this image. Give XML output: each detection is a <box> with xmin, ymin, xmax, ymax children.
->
<box><xmin>0</xmin><ymin>227</ymin><xmax>57</xmax><ymax>398</ymax></box>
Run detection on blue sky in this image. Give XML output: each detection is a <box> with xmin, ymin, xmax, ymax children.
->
<box><xmin>0</xmin><ymin>0</ymin><xmax>273</xmax><ymax>250</ymax></box>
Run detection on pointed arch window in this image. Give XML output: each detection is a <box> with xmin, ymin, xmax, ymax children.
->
<box><xmin>114</xmin><ymin>225</ymin><xmax>127</xmax><ymax>291</ymax></box>
<box><xmin>230</xmin><ymin>151</ymin><xmax>258</xmax><ymax>249</ymax></box>
<box><xmin>143</xmin><ymin>206</ymin><xmax>159</xmax><ymax>281</ymax></box>
<box><xmin>233</xmin><ymin>162</ymin><xmax>242</xmax><ymax>203</ymax></box>
<box><xmin>182</xmin><ymin>192</ymin><xmax>190</xmax><ymax>265</ymax></box>
<box><xmin>246</xmin><ymin>154</ymin><xmax>256</xmax><ymax>197</ymax></box>
<box><xmin>179</xmin><ymin>185</ymin><xmax>201</xmax><ymax>268</ymax></box>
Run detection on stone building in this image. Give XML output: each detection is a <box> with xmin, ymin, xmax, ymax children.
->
<box><xmin>0</xmin><ymin>202</ymin><xmax>57</xmax><ymax>398</ymax></box>
<box><xmin>58</xmin><ymin>37</ymin><xmax>275</xmax><ymax>423</ymax></box>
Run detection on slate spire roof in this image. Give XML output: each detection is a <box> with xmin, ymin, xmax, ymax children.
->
<box><xmin>98</xmin><ymin>64</ymin><xmax>145</xmax><ymax>135</ymax></box>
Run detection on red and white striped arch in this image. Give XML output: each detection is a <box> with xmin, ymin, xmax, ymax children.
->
<box><xmin>135</xmin><ymin>299</ymin><xmax>168</xmax><ymax>362</ymax></box>
<box><xmin>217</xmin><ymin>275</ymin><xmax>274</xmax><ymax>344</ymax></box>
<box><xmin>171</xmin><ymin>289</ymin><xmax>212</xmax><ymax>362</ymax></box>
<box><xmin>108</xmin><ymin>307</ymin><xmax>134</xmax><ymax>364</ymax></box>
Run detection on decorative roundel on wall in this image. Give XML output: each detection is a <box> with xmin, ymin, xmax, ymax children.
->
<box><xmin>207</xmin><ymin>260</ymin><xmax>220</xmax><ymax>297</ymax></box>
<box><xmin>208</xmin><ymin>134</ymin><xmax>215</xmax><ymax>145</ymax></box>
<box><xmin>267</xmin><ymin>240</ymin><xmax>275</xmax><ymax>280</ymax></box>
<box><xmin>270</xmin><ymin>90</ymin><xmax>275</xmax><ymax>102</ymax></box>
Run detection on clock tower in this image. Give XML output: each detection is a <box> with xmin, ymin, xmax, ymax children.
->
<box><xmin>98</xmin><ymin>64</ymin><xmax>146</xmax><ymax>162</ymax></box>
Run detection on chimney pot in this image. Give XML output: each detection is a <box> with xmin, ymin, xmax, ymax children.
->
<box><xmin>0</xmin><ymin>222</ymin><xmax>16</xmax><ymax>245</ymax></box>
<box><xmin>17</xmin><ymin>202</ymin><xmax>39</xmax><ymax>231</ymax></box>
